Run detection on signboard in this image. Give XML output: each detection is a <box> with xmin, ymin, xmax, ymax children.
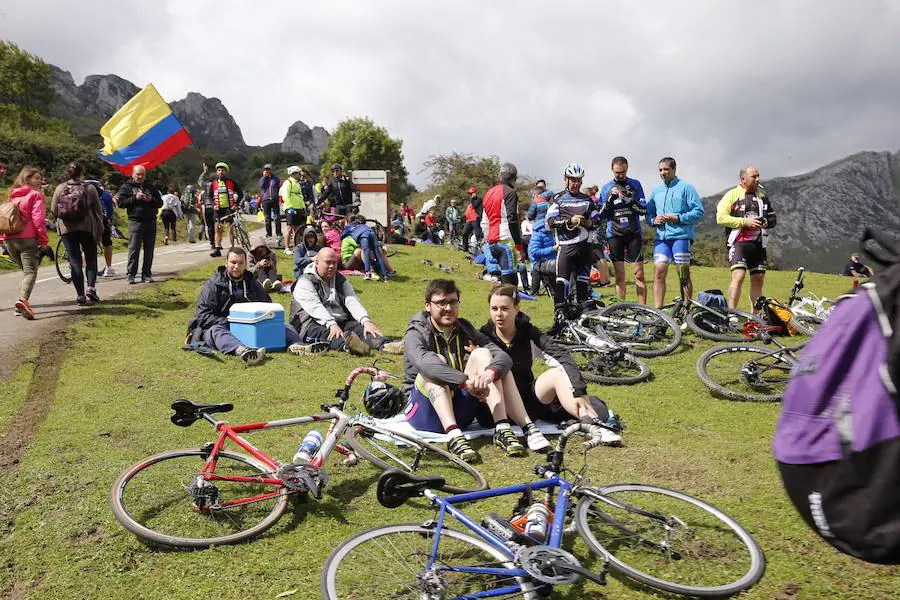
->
<box><xmin>351</xmin><ymin>170</ymin><xmax>390</xmax><ymax>226</ymax></box>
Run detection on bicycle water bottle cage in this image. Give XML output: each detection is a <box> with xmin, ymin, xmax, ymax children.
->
<box><xmin>170</xmin><ymin>399</ymin><xmax>234</xmax><ymax>427</ymax></box>
<box><xmin>376</xmin><ymin>470</ymin><xmax>446</xmax><ymax>508</ymax></box>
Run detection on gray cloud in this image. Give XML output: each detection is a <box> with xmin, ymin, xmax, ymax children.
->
<box><xmin>3</xmin><ymin>0</ymin><xmax>899</xmax><ymax>193</ymax></box>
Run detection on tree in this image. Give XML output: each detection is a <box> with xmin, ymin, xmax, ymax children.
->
<box><xmin>419</xmin><ymin>152</ymin><xmax>536</xmax><ymax>223</ymax></box>
<box><xmin>319</xmin><ymin>117</ymin><xmax>411</xmax><ymax>203</ymax></box>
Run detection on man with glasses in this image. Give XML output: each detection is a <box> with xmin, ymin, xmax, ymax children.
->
<box><xmin>599</xmin><ymin>156</ymin><xmax>648</xmax><ymax>304</ymax></box>
<box><xmin>645</xmin><ymin>157</ymin><xmax>704</xmax><ymax>308</ymax></box>
<box><xmin>401</xmin><ymin>279</ymin><xmax>549</xmax><ymax>462</ymax></box>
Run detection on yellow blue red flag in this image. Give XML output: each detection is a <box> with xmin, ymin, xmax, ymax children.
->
<box><xmin>97</xmin><ymin>83</ymin><xmax>192</xmax><ymax>175</ymax></box>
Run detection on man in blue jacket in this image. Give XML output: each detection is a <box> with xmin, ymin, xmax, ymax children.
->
<box><xmin>645</xmin><ymin>157</ymin><xmax>704</xmax><ymax>308</ymax></box>
<box><xmin>527</xmin><ymin>224</ymin><xmax>557</xmax><ymax>295</ymax></box>
<box><xmin>258</xmin><ymin>164</ymin><xmax>282</xmax><ymax>239</ymax></box>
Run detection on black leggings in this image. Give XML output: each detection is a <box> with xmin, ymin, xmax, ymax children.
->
<box><xmin>555</xmin><ymin>243</ymin><xmax>592</xmax><ymax>304</ymax></box>
<box><xmin>62</xmin><ymin>230</ymin><xmax>98</xmax><ymax>297</ymax></box>
<box><xmin>261</xmin><ymin>199</ymin><xmax>282</xmax><ymax>237</ymax></box>
<box><xmin>461</xmin><ymin>221</ymin><xmax>482</xmax><ymax>251</ymax></box>
<box><xmin>161</xmin><ymin>209</ymin><xmax>177</xmax><ymax>241</ymax></box>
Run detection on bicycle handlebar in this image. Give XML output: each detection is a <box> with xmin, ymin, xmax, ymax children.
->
<box><xmin>555</xmin><ymin>421</ymin><xmax>605</xmax><ymax>453</ymax></box>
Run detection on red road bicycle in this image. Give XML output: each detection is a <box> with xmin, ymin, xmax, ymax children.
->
<box><xmin>109</xmin><ymin>366</ymin><xmax>487</xmax><ymax>549</ymax></box>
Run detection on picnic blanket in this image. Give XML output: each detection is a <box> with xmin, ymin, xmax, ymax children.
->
<box><xmin>373</xmin><ymin>413</ymin><xmax>564</xmax><ymax>443</ymax></box>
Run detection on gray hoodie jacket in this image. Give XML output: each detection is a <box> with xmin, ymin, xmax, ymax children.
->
<box><xmin>402</xmin><ymin>310</ymin><xmax>512</xmax><ymax>395</ymax></box>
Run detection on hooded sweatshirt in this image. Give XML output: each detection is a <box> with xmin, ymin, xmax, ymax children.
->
<box><xmin>323</xmin><ymin>227</ymin><xmax>342</xmax><ymax>255</ymax></box>
<box><xmin>300</xmin><ymin>226</ymin><xmax>322</xmax><ymax>256</ymax></box>
<box><xmin>187</xmin><ymin>266</ymin><xmax>271</xmax><ymax>334</ymax></box>
<box><xmin>479</xmin><ymin>312</ymin><xmax>587</xmax><ymax>397</ymax></box>
<box><xmin>290</xmin><ymin>261</ymin><xmax>370</xmax><ymax>336</ymax></box>
<box><xmin>402</xmin><ymin>310</ymin><xmax>512</xmax><ymax>395</ymax></box>
<box><xmin>1</xmin><ymin>186</ymin><xmax>49</xmax><ymax>246</ymax></box>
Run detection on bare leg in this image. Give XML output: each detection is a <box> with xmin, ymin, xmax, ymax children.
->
<box><xmin>681</xmin><ymin>264</ymin><xmax>693</xmax><ymax>302</ymax></box>
<box><xmin>464</xmin><ymin>347</ymin><xmax>507</xmax><ymax>422</ymax></box>
<box><xmin>748</xmin><ymin>272</ymin><xmax>765</xmax><ymax>309</ymax></box>
<box><xmin>416</xmin><ymin>375</ymin><xmax>458</xmax><ymax>432</ymax></box>
<box><xmin>214</xmin><ymin>223</ymin><xmax>222</xmax><ymax>249</ymax></box>
<box><xmin>727</xmin><ymin>268</ymin><xmax>746</xmax><ymax>309</ymax></box>
<box><xmin>613</xmin><ymin>261</ymin><xmax>626</xmax><ymax>300</ymax></box>
<box><xmin>533</xmin><ymin>369</ymin><xmax>598</xmax><ymax>419</ymax></box>
<box><xmin>632</xmin><ymin>261</ymin><xmax>647</xmax><ymax>305</ymax></box>
<box><xmin>103</xmin><ymin>245</ymin><xmax>113</xmax><ymax>269</ymax></box>
<box><xmin>653</xmin><ymin>263</ymin><xmax>669</xmax><ymax>309</ymax></box>
<box><xmin>498</xmin><ymin>373</ymin><xmax>537</xmax><ymax>427</ymax></box>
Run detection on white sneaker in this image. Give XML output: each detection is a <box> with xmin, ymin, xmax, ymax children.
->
<box><xmin>283</xmin><ymin>248</ymin><xmax>293</xmax><ymax>256</ymax></box>
<box><xmin>526</xmin><ymin>429</ymin><xmax>551</xmax><ymax>452</ymax></box>
<box><xmin>102</xmin><ymin>267</ymin><xmax>117</xmax><ymax>277</ymax></box>
<box><xmin>599</xmin><ymin>428</ymin><xmax>623</xmax><ymax>447</ymax></box>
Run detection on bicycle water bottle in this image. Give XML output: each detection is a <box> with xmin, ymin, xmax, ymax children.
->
<box><xmin>293</xmin><ymin>430</ymin><xmax>323</xmax><ymax>464</ymax></box>
<box><xmin>523</xmin><ymin>502</ymin><xmax>550</xmax><ymax>542</ymax></box>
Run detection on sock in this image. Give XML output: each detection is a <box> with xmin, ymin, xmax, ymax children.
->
<box><xmin>495</xmin><ymin>420</ymin><xmax>511</xmax><ymax>432</ymax></box>
<box><xmin>445</xmin><ymin>424</ymin><xmax>461</xmax><ymax>436</ymax></box>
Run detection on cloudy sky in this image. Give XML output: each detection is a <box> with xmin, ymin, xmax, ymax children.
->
<box><xmin>3</xmin><ymin>0</ymin><xmax>900</xmax><ymax>193</ymax></box>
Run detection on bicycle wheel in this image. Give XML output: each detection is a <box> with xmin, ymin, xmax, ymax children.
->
<box><xmin>686</xmin><ymin>306</ymin><xmax>764</xmax><ymax>342</ymax></box>
<box><xmin>588</xmin><ymin>302</ymin><xmax>682</xmax><ymax>357</ymax></box>
<box><xmin>575</xmin><ymin>484</ymin><xmax>765</xmax><ymax>597</ymax></box>
<box><xmin>322</xmin><ymin>524</ymin><xmax>537</xmax><ymax>599</ymax></box>
<box><xmin>346</xmin><ymin>425</ymin><xmax>487</xmax><ymax>493</ymax></box>
<box><xmin>569</xmin><ymin>346</ymin><xmax>651</xmax><ymax>385</ymax></box>
<box><xmin>109</xmin><ymin>448</ymin><xmax>289</xmax><ymax>548</ymax></box>
<box><xmin>236</xmin><ymin>222</ymin><xmax>252</xmax><ymax>251</ymax></box>
<box><xmin>791</xmin><ymin>314</ymin><xmax>822</xmax><ymax>336</ymax></box>
<box><xmin>696</xmin><ymin>344</ymin><xmax>789</xmax><ymax>402</ymax></box>
<box><xmin>55</xmin><ymin>236</ymin><xmax>72</xmax><ymax>284</ymax></box>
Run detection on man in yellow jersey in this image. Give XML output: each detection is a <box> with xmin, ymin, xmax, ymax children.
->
<box><xmin>279</xmin><ymin>166</ymin><xmax>308</xmax><ymax>255</ymax></box>
<box><xmin>716</xmin><ymin>165</ymin><xmax>777</xmax><ymax>309</ymax></box>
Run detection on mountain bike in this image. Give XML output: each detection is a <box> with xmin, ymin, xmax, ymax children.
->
<box><xmin>322</xmin><ymin>421</ymin><xmax>766</xmax><ymax>599</ymax></box>
<box><xmin>109</xmin><ymin>366</ymin><xmax>487</xmax><ymax>549</ymax></box>
<box><xmin>785</xmin><ymin>266</ymin><xmax>854</xmax><ymax>325</ymax></box>
<box><xmin>217</xmin><ymin>211</ymin><xmax>252</xmax><ymax>251</ymax></box>
<box><xmin>696</xmin><ymin>322</ymin><xmax>806</xmax><ymax>402</ymax></box>
<box><xmin>551</xmin><ymin>302</ymin><xmax>651</xmax><ymax>385</ymax></box>
<box><xmin>582</xmin><ymin>301</ymin><xmax>682</xmax><ymax>357</ymax></box>
<box><xmin>662</xmin><ymin>264</ymin><xmax>766</xmax><ymax>342</ymax></box>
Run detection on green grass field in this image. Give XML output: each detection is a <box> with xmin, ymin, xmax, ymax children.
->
<box><xmin>0</xmin><ymin>243</ymin><xmax>896</xmax><ymax>599</ymax></box>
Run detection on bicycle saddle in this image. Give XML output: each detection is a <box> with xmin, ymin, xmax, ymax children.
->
<box><xmin>376</xmin><ymin>469</ymin><xmax>446</xmax><ymax>509</ymax></box>
<box><xmin>170</xmin><ymin>399</ymin><xmax>234</xmax><ymax>427</ymax></box>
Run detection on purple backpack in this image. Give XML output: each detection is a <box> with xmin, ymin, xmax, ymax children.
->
<box><xmin>773</xmin><ymin>229</ymin><xmax>900</xmax><ymax>564</ymax></box>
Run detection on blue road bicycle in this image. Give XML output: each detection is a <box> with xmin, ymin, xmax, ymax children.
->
<box><xmin>322</xmin><ymin>422</ymin><xmax>765</xmax><ymax>599</ymax></box>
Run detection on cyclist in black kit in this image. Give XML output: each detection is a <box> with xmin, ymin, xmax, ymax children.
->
<box><xmin>545</xmin><ymin>163</ymin><xmax>597</xmax><ymax>326</ymax></box>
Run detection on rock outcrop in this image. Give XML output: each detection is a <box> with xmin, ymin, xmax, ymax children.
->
<box><xmin>171</xmin><ymin>92</ymin><xmax>246</xmax><ymax>152</ymax></box>
<box><xmin>281</xmin><ymin>120</ymin><xmax>330</xmax><ymax>163</ymax></box>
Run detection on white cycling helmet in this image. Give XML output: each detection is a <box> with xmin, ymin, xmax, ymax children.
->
<box><xmin>564</xmin><ymin>163</ymin><xmax>585</xmax><ymax>179</ymax></box>
<box><xmin>287</xmin><ymin>165</ymin><xmax>302</xmax><ymax>175</ymax></box>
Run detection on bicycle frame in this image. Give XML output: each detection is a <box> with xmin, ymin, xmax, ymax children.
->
<box><xmin>196</xmin><ymin>406</ymin><xmax>353</xmax><ymax>509</ymax></box>
<box><xmin>421</xmin><ymin>476</ymin><xmax>577</xmax><ymax>597</ymax></box>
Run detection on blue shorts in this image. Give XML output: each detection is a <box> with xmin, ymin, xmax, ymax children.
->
<box><xmin>653</xmin><ymin>239</ymin><xmax>692</xmax><ymax>265</ymax></box>
<box><xmin>403</xmin><ymin>386</ymin><xmax>492</xmax><ymax>433</ymax></box>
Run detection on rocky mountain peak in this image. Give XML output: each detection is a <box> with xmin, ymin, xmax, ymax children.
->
<box><xmin>171</xmin><ymin>92</ymin><xmax>246</xmax><ymax>152</ymax></box>
<box><xmin>281</xmin><ymin>120</ymin><xmax>330</xmax><ymax>163</ymax></box>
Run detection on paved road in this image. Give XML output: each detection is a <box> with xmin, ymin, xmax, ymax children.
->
<box><xmin>1</xmin><ymin>222</ymin><xmax>267</xmax><ymax>360</ymax></box>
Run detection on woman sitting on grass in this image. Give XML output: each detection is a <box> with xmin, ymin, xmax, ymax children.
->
<box><xmin>479</xmin><ymin>283</ymin><xmax>623</xmax><ymax>445</ymax></box>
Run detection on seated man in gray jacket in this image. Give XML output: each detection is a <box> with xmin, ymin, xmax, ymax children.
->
<box><xmin>289</xmin><ymin>247</ymin><xmax>388</xmax><ymax>355</ymax></box>
<box><xmin>401</xmin><ymin>278</ymin><xmax>549</xmax><ymax>463</ymax></box>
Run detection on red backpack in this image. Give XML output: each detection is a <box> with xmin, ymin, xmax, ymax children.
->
<box><xmin>56</xmin><ymin>183</ymin><xmax>89</xmax><ymax>222</ymax></box>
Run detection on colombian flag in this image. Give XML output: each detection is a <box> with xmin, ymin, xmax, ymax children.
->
<box><xmin>97</xmin><ymin>83</ymin><xmax>192</xmax><ymax>175</ymax></box>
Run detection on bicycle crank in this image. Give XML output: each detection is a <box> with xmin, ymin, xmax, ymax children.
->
<box><xmin>277</xmin><ymin>463</ymin><xmax>329</xmax><ymax>499</ymax></box>
<box><xmin>517</xmin><ymin>545</ymin><xmax>606</xmax><ymax>586</ymax></box>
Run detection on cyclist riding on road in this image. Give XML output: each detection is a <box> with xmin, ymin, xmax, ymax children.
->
<box><xmin>546</xmin><ymin>163</ymin><xmax>598</xmax><ymax>324</ymax></box>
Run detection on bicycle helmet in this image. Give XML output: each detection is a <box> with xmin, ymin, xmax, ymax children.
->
<box><xmin>362</xmin><ymin>381</ymin><xmax>405</xmax><ymax>419</ymax></box>
<box><xmin>215</xmin><ymin>162</ymin><xmax>229</xmax><ymax>171</ymax></box>
<box><xmin>331</xmin><ymin>163</ymin><xmax>343</xmax><ymax>171</ymax></box>
<box><xmin>287</xmin><ymin>165</ymin><xmax>302</xmax><ymax>175</ymax></box>
<box><xmin>563</xmin><ymin>163</ymin><xmax>585</xmax><ymax>179</ymax></box>
<box><xmin>498</xmin><ymin>162</ymin><xmax>517</xmax><ymax>183</ymax></box>
<box><xmin>263</xmin><ymin>163</ymin><xmax>273</xmax><ymax>170</ymax></box>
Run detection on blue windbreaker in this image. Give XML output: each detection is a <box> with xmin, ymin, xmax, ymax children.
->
<box><xmin>645</xmin><ymin>177</ymin><xmax>704</xmax><ymax>240</ymax></box>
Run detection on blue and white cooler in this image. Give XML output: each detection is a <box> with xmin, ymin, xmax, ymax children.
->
<box><xmin>228</xmin><ymin>302</ymin><xmax>286</xmax><ymax>351</ymax></box>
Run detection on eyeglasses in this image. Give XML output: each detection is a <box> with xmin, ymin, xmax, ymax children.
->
<box><xmin>429</xmin><ymin>299</ymin><xmax>460</xmax><ymax>309</ymax></box>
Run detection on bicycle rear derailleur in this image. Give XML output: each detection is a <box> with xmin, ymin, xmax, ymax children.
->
<box><xmin>277</xmin><ymin>463</ymin><xmax>328</xmax><ymax>499</ymax></box>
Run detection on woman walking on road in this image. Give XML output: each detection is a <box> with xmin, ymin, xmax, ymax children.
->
<box><xmin>160</xmin><ymin>187</ymin><xmax>183</xmax><ymax>244</ymax></box>
<box><xmin>51</xmin><ymin>162</ymin><xmax>105</xmax><ymax>305</ymax></box>
<box><xmin>0</xmin><ymin>166</ymin><xmax>52</xmax><ymax>320</ymax></box>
